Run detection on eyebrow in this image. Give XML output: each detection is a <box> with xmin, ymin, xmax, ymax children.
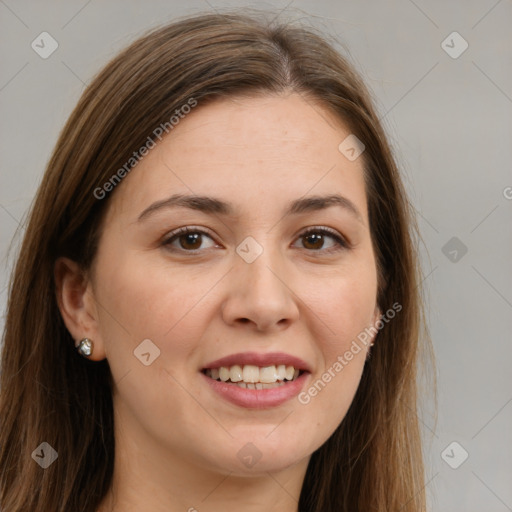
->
<box><xmin>137</xmin><ymin>193</ymin><xmax>364</xmax><ymax>224</ymax></box>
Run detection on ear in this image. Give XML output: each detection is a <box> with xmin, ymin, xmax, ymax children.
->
<box><xmin>54</xmin><ymin>257</ymin><xmax>107</xmax><ymax>361</ymax></box>
<box><xmin>370</xmin><ymin>305</ymin><xmax>382</xmax><ymax>345</ymax></box>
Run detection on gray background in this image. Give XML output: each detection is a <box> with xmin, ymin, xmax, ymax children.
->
<box><xmin>1</xmin><ymin>0</ymin><xmax>511</xmax><ymax>510</ymax></box>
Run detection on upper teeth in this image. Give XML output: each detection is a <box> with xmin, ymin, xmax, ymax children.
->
<box><xmin>205</xmin><ymin>364</ymin><xmax>300</xmax><ymax>383</ymax></box>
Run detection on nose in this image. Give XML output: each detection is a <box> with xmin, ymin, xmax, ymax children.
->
<box><xmin>221</xmin><ymin>243</ymin><xmax>300</xmax><ymax>332</ymax></box>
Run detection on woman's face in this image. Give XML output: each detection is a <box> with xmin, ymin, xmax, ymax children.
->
<box><xmin>86</xmin><ymin>93</ymin><xmax>379</xmax><ymax>477</ymax></box>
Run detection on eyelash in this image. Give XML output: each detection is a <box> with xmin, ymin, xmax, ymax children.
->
<box><xmin>161</xmin><ymin>226</ymin><xmax>349</xmax><ymax>255</ymax></box>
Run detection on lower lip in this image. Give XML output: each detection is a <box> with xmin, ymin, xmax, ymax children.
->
<box><xmin>201</xmin><ymin>371</ymin><xmax>310</xmax><ymax>409</ymax></box>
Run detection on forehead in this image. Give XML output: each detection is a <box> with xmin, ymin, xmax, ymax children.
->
<box><xmin>106</xmin><ymin>93</ymin><xmax>368</xmax><ymax>223</ymax></box>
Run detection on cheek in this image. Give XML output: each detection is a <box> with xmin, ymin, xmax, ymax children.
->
<box><xmin>307</xmin><ymin>261</ymin><xmax>378</xmax><ymax>360</ymax></box>
<box><xmin>298</xmin><ymin>279</ymin><xmax>375</xmax><ymax>437</ymax></box>
<box><xmin>293</xmin><ymin>256</ymin><xmax>377</xmax><ymax>422</ymax></box>
<box><xmin>91</xmin><ymin>252</ymin><xmax>216</xmax><ymax>448</ymax></box>
<box><xmin>93</xmin><ymin>250</ymin><xmax>221</xmax><ymax>364</ymax></box>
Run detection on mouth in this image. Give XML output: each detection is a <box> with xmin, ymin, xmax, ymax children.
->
<box><xmin>202</xmin><ymin>364</ymin><xmax>306</xmax><ymax>389</ymax></box>
<box><xmin>200</xmin><ymin>352</ymin><xmax>311</xmax><ymax>408</ymax></box>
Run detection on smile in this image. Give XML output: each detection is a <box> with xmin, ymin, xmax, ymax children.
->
<box><xmin>203</xmin><ymin>364</ymin><xmax>303</xmax><ymax>389</ymax></box>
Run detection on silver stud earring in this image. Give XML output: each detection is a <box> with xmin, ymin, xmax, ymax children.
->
<box><xmin>76</xmin><ymin>338</ymin><xmax>94</xmax><ymax>358</ymax></box>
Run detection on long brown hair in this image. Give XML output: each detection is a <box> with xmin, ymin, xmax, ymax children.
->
<box><xmin>0</xmin><ymin>10</ymin><xmax>432</xmax><ymax>511</ymax></box>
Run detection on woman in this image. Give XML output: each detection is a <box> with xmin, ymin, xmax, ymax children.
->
<box><xmin>0</xmin><ymin>11</ymin><xmax>432</xmax><ymax>512</ymax></box>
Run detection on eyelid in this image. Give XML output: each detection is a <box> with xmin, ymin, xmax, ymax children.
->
<box><xmin>295</xmin><ymin>226</ymin><xmax>350</xmax><ymax>251</ymax></box>
<box><xmin>161</xmin><ymin>226</ymin><xmax>218</xmax><ymax>250</ymax></box>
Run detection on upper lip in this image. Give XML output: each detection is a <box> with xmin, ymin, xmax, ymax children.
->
<box><xmin>202</xmin><ymin>352</ymin><xmax>312</xmax><ymax>372</ymax></box>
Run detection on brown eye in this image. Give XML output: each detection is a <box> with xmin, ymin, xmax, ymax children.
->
<box><xmin>302</xmin><ymin>232</ymin><xmax>324</xmax><ymax>250</ymax></box>
<box><xmin>295</xmin><ymin>227</ymin><xmax>348</xmax><ymax>253</ymax></box>
<box><xmin>163</xmin><ymin>227</ymin><xmax>216</xmax><ymax>252</ymax></box>
<box><xmin>178</xmin><ymin>232</ymin><xmax>202</xmax><ymax>250</ymax></box>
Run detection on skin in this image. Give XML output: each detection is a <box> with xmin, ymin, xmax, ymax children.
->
<box><xmin>55</xmin><ymin>92</ymin><xmax>381</xmax><ymax>512</ymax></box>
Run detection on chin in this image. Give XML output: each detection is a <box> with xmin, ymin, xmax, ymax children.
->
<box><xmin>213</xmin><ymin>434</ymin><xmax>315</xmax><ymax>476</ymax></box>
<box><xmin>187</xmin><ymin>435</ymin><xmax>305</xmax><ymax>476</ymax></box>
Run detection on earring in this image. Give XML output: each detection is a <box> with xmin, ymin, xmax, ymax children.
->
<box><xmin>76</xmin><ymin>338</ymin><xmax>94</xmax><ymax>358</ymax></box>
